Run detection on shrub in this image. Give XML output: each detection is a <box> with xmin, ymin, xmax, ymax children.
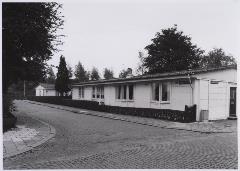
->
<box><xmin>27</xmin><ymin>96</ymin><xmax>196</xmax><ymax>122</ymax></box>
<box><xmin>3</xmin><ymin>94</ymin><xmax>17</xmax><ymax>132</ymax></box>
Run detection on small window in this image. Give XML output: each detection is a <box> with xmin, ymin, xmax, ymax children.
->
<box><xmin>210</xmin><ymin>81</ymin><xmax>219</xmax><ymax>84</ymax></box>
<box><xmin>129</xmin><ymin>84</ymin><xmax>134</xmax><ymax>100</ymax></box>
<box><xmin>161</xmin><ymin>82</ymin><xmax>170</xmax><ymax>102</ymax></box>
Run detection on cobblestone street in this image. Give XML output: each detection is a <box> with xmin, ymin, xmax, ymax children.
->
<box><xmin>3</xmin><ymin>100</ymin><xmax>238</xmax><ymax>169</ymax></box>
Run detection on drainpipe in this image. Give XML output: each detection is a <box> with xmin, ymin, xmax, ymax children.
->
<box><xmin>187</xmin><ymin>73</ymin><xmax>194</xmax><ymax>105</ymax></box>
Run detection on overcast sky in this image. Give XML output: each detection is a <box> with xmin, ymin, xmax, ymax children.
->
<box><xmin>49</xmin><ymin>0</ymin><xmax>239</xmax><ymax>77</ymax></box>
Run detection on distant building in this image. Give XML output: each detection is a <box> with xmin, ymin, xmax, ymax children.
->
<box><xmin>72</xmin><ymin>65</ymin><xmax>237</xmax><ymax>121</ymax></box>
<box><xmin>35</xmin><ymin>83</ymin><xmax>59</xmax><ymax>96</ymax></box>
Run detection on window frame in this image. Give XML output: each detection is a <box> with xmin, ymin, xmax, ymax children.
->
<box><xmin>92</xmin><ymin>86</ymin><xmax>104</xmax><ymax>99</ymax></box>
<box><xmin>160</xmin><ymin>82</ymin><xmax>170</xmax><ymax>103</ymax></box>
<box><xmin>116</xmin><ymin>84</ymin><xmax>134</xmax><ymax>101</ymax></box>
<box><xmin>151</xmin><ymin>82</ymin><xmax>171</xmax><ymax>104</ymax></box>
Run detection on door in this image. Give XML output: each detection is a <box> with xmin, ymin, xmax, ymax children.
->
<box><xmin>208</xmin><ymin>82</ymin><xmax>227</xmax><ymax>120</ymax></box>
<box><xmin>229</xmin><ymin>87</ymin><xmax>236</xmax><ymax>117</ymax></box>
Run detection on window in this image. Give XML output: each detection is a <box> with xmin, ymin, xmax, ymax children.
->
<box><xmin>161</xmin><ymin>82</ymin><xmax>169</xmax><ymax>101</ymax></box>
<box><xmin>92</xmin><ymin>87</ymin><xmax>96</xmax><ymax>98</ymax></box>
<box><xmin>79</xmin><ymin>87</ymin><xmax>84</xmax><ymax>99</ymax></box>
<box><xmin>100</xmin><ymin>87</ymin><xmax>104</xmax><ymax>99</ymax></box>
<box><xmin>123</xmin><ymin>85</ymin><xmax>127</xmax><ymax>99</ymax></box>
<box><xmin>96</xmin><ymin>87</ymin><xmax>100</xmax><ymax>98</ymax></box>
<box><xmin>117</xmin><ymin>85</ymin><xmax>121</xmax><ymax>99</ymax></box>
<box><xmin>152</xmin><ymin>82</ymin><xmax>170</xmax><ymax>102</ymax></box>
<box><xmin>116</xmin><ymin>84</ymin><xmax>134</xmax><ymax>100</ymax></box>
<box><xmin>128</xmin><ymin>84</ymin><xmax>134</xmax><ymax>100</ymax></box>
<box><xmin>152</xmin><ymin>83</ymin><xmax>159</xmax><ymax>101</ymax></box>
<box><xmin>92</xmin><ymin>86</ymin><xmax>104</xmax><ymax>99</ymax></box>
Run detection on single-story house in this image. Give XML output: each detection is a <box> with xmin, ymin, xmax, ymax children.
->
<box><xmin>72</xmin><ymin>65</ymin><xmax>237</xmax><ymax>121</ymax></box>
<box><xmin>35</xmin><ymin>83</ymin><xmax>59</xmax><ymax>96</ymax></box>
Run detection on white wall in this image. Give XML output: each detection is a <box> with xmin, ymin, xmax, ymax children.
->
<box><xmin>72</xmin><ymin>80</ymin><xmax>192</xmax><ymax>111</ymax></box>
<box><xmin>35</xmin><ymin>85</ymin><xmax>57</xmax><ymax>96</ymax></box>
<box><xmin>197</xmin><ymin>79</ymin><xmax>236</xmax><ymax>121</ymax></box>
<box><xmin>149</xmin><ymin>82</ymin><xmax>192</xmax><ymax>111</ymax></box>
<box><xmin>71</xmin><ymin>69</ymin><xmax>237</xmax><ymax>121</ymax></box>
<box><xmin>72</xmin><ymin>87</ymin><xmax>79</xmax><ymax>100</ymax></box>
<box><xmin>196</xmin><ymin>69</ymin><xmax>236</xmax><ymax>82</ymax></box>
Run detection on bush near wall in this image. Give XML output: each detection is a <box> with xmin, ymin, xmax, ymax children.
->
<box><xmin>27</xmin><ymin>96</ymin><xmax>196</xmax><ymax>123</ymax></box>
<box><xmin>3</xmin><ymin>94</ymin><xmax>17</xmax><ymax>132</ymax></box>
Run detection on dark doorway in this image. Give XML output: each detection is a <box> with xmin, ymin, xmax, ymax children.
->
<box><xmin>230</xmin><ymin>87</ymin><xmax>236</xmax><ymax>117</ymax></box>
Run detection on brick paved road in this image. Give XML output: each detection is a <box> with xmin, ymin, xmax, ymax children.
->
<box><xmin>3</xmin><ymin>100</ymin><xmax>238</xmax><ymax>169</ymax></box>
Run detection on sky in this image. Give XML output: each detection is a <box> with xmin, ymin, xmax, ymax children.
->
<box><xmin>49</xmin><ymin>0</ymin><xmax>239</xmax><ymax>77</ymax></box>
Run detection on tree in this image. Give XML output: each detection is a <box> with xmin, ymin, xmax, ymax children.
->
<box><xmin>136</xmin><ymin>51</ymin><xmax>148</xmax><ymax>75</ymax></box>
<box><xmin>143</xmin><ymin>25</ymin><xmax>203</xmax><ymax>74</ymax></box>
<box><xmin>67</xmin><ymin>64</ymin><xmax>73</xmax><ymax>79</ymax></box>
<box><xmin>199</xmin><ymin>48</ymin><xmax>237</xmax><ymax>68</ymax></box>
<box><xmin>45</xmin><ymin>66</ymin><xmax>56</xmax><ymax>84</ymax></box>
<box><xmin>119</xmin><ymin>68</ymin><xmax>133</xmax><ymax>78</ymax></box>
<box><xmin>55</xmin><ymin>56</ymin><xmax>70</xmax><ymax>96</ymax></box>
<box><xmin>74</xmin><ymin>61</ymin><xmax>89</xmax><ymax>82</ymax></box>
<box><xmin>90</xmin><ymin>67</ymin><xmax>100</xmax><ymax>80</ymax></box>
<box><xmin>103</xmin><ymin>68</ymin><xmax>114</xmax><ymax>79</ymax></box>
<box><xmin>2</xmin><ymin>2</ymin><xmax>64</xmax><ymax>92</ymax></box>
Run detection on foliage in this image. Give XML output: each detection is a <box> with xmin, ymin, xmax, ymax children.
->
<box><xmin>28</xmin><ymin>96</ymin><xmax>196</xmax><ymax>123</ymax></box>
<box><xmin>90</xmin><ymin>67</ymin><xmax>100</xmax><ymax>80</ymax></box>
<box><xmin>119</xmin><ymin>68</ymin><xmax>133</xmax><ymax>78</ymax></box>
<box><xmin>74</xmin><ymin>61</ymin><xmax>89</xmax><ymax>82</ymax></box>
<box><xmin>2</xmin><ymin>2</ymin><xmax>64</xmax><ymax>92</ymax></box>
<box><xmin>45</xmin><ymin>66</ymin><xmax>56</xmax><ymax>83</ymax></box>
<box><xmin>67</xmin><ymin>64</ymin><xmax>73</xmax><ymax>79</ymax></box>
<box><xmin>136</xmin><ymin>51</ymin><xmax>148</xmax><ymax>75</ymax></box>
<box><xmin>55</xmin><ymin>56</ymin><xmax>70</xmax><ymax>96</ymax></box>
<box><xmin>143</xmin><ymin>25</ymin><xmax>203</xmax><ymax>74</ymax></box>
<box><xmin>103</xmin><ymin>68</ymin><xmax>114</xmax><ymax>79</ymax></box>
<box><xmin>199</xmin><ymin>48</ymin><xmax>237</xmax><ymax>68</ymax></box>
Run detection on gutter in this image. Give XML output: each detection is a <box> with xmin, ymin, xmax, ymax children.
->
<box><xmin>72</xmin><ymin>76</ymin><xmax>197</xmax><ymax>87</ymax></box>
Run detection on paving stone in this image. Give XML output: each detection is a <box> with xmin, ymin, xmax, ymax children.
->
<box><xmin>3</xmin><ymin>100</ymin><xmax>237</xmax><ymax>169</ymax></box>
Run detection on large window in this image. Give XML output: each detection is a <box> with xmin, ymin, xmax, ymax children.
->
<box><xmin>152</xmin><ymin>83</ymin><xmax>159</xmax><ymax>101</ymax></box>
<box><xmin>92</xmin><ymin>86</ymin><xmax>104</xmax><ymax>99</ymax></box>
<box><xmin>92</xmin><ymin>86</ymin><xmax>96</xmax><ymax>98</ymax></box>
<box><xmin>152</xmin><ymin>82</ymin><xmax>170</xmax><ymax>102</ymax></box>
<box><xmin>116</xmin><ymin>84</ymin><xmax>134</xmax><ymax>100</ymax></box>
<box><xmin>161</xmin><ymin>82</ymin><xmax>170</xmax><ymax>102</ymax></box>
<box><xmin>79</xmin><ymin>87</ymin><xmax>84</xmax><ymax>99</ymax></box>
<box><xmin>128</xmin><ymin>85</ymin><xmax>134</xmax><ymax>100</ymax></box>
<box><xmin>117</xmin><ymin>85</ymin><xmax>121</xmax><ymax>99</ymax></box>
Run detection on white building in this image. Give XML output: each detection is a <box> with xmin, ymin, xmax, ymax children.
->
<box><xmin>72</xmin><ymin>66</ymin><xmax>237</xmax><ymax>121</ymax></box>
<box><xmin>35</xmin><ymin>83</ymin><xmax>59</xmax><ymax>96</ymax></box>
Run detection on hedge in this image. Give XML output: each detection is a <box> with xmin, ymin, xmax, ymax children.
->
<box><xmin>3</xmin><ymin>94</ymin><xmax>17</xmax><ymax>132</ymax></box>
<box><xmin>27</xmin><ymin>96</ymin><xmax>196</xmax><ymax>123</ymax></box>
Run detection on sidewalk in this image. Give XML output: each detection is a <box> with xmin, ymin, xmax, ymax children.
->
<box><xmin>25</xmin><ymin>100</ymin><xmax>237</xmax><ymax>133</ymax></box>
<box><xmin>3</xmin><ymin>110</ymin><xmax>56</xmax><ymax>159</ymax></box>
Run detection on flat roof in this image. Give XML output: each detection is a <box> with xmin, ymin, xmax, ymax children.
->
<box><xmin>73</xmin><ymin>65</ymin><xmax>236</xmax><ymax>86</ymax></box>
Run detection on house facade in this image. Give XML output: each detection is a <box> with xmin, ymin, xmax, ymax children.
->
<box><xmin>72</xmin><ymin>66</ymin><xmax>237</xmax><ymax>121</ymax></box>
<box><xmin>35</xmin><ymin>83</ymin><xmax>59</xmax><ymax>96</ymax></box>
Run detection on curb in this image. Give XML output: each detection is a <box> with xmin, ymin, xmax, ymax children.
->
<box><xmin>24</xmin><ymin>100</ymin><xmax>234</xmax><ymax>134</ymax></box>
<box><xmin>3</xmin><ymin>115</ymin><xmax>56</xmax><ymax>159</ymax></box>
